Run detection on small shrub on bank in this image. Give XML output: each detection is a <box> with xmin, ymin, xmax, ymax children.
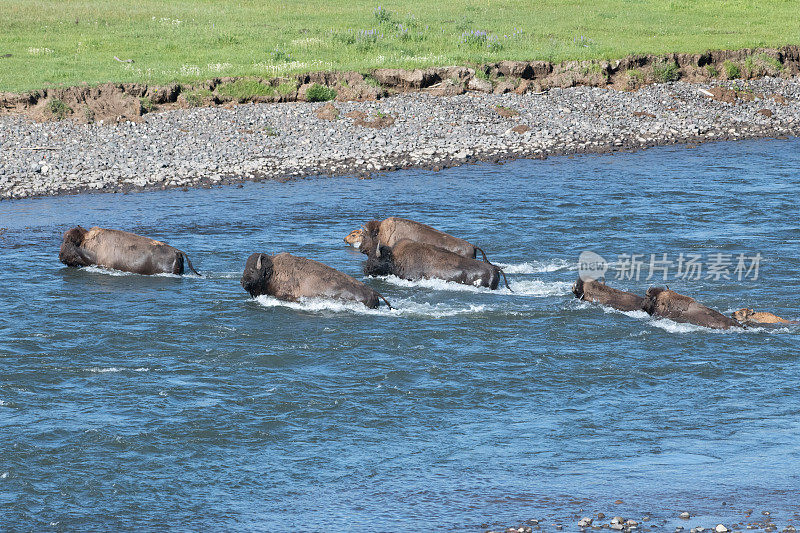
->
<box><xmin>362</xmin><ymin>74</ymin><xmax>382</xmax><ymax>88</ymax></box>
<box><xmin>139</xmin><ymin>97</ymin><xmax>155</xmax><ymax>113</ymax></box>
<box><xmin>626</xmin><ymin>68</ymin><xmax>646</xmax><ymax>88</ymax></box>
<box><xmin>184</xmin><ymin>89</ymin><xmax>211</xmax><ymax>107</ymax></box>
<box><xmin>306</xmin><ymin>83</ymin><xmax>337</xmax><ymax>102</ymax></box>
<box><xmin>705</xmin><ymin>64</ymin><xmax>719</xmax><ymax>77</ymax></box>
<box><xmin>83</xmin><ymin>106</ymin><xmax>95</xmax><ymax>123</ymax></box>
<box><xmin>653</xmin><ymin>59</ymin><xmax>680</xmax><ymax>82</ymax></box>
<box><xmin>46</xmin><ymin>99</ymin><xmax>72</xmax><ymax>120</ymax></box>
<box><xmin>475</xmin><ymin>68</ymin><xmax>490</xmax><ymax>81</ymax></box>
<box><xmin>723</xmin><ymin>60</ymin><xmax>741</xmax><ymax>79</ymax></box>
<box><xmin>216</xmin><ymin>79</ymin><xmax>275</xmax><ymax>102</ymax></box>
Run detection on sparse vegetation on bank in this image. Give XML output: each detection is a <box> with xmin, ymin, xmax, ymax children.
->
<box><xmin>1</xmin><ymin>0</ymin><xmax>799</xmax><ymax>93</ymax></box>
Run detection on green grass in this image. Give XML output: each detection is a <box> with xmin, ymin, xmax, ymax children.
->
<box><xmin>0</xmin><ymin>0</ymin><xmax>798</xmax><ymax>92</ymax></box>
<box><xmin>215</xmin><ymin>79</ymin><xmax>275</xmax><ymax>102</ymax></box>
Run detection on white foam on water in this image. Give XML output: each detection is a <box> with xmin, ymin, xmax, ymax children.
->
<box><xmin>377</xmin><ymin>275</ymin><xmax>571</xmax><ymax>297</ymax></box>
<box><xmin>0</xmin><ymin>400</ymin><xmax>8</xmax><ymax>407</ymax></box>
<box><xmin>602</xmin><ymin>307</ymin><xmax>650</xmax><ymax>320</ymax></box>
<box><xmin>496</xmin><ymin>259</ymin><xmax>574</xmax><ymax>274</ymax></box>
<box><xmin>82</xmin><ymin>266</ymin><xmax>131</xmax><ymax>277</ymax></box>
<box><xmin>253</xmin><ymin>295</ymin><xmax>488</xmax><ymax>318</ymax></box>
<box><xmin>507</xmin><ymin>279</ymin><xmax>573</xmax><ymax>297</ymax></box>
<box><xmin>81</xmin><ymin>266</ymin><xmax>193</xmax><ymax>278</ymax></box>
<box><xmin>0</xmin><ymin>472</ymin><xmax>8</xmax><ymax>479</ymax></box>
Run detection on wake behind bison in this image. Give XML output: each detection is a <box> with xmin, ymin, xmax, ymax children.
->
<box><xmin>241</xmin><ymin>252</ymin><xmax>393</xmax><ymax>309</ymax></box>
<box><xmin>59</xmin><ymin>226</ymin><xmax>199</xmax><ymax>275</ymax></box>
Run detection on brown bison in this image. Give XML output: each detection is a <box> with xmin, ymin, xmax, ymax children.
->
<box><xmin>572</xmin><ymin>278</ymin><xmax>644</xmax><ymax>312</ymax></box>
<box><xmin>642</xmin><ymin>287</ymin><xmax>741</xmax><ymax>330</ymax></box>
<box><xmin>241</xmin><ymin>252</ymin><xmax>392</xmax><ymax>309</ymax></box>
<box><xmin>59</xmin><ymin>226</ymin><xmax>199</xmax><ymax>275</ymax></box>
<box><xmin>345</xmin><ymin>217</ymin><xmax>490</xmax><ymax>262</ymax></box>
<box><xmin>362</xmin><ymin>237</ymin><xmax>509</xmax><ymax>290</ymax></box>
<box><xmin>732</xmin><ymin>308</ymin><xmax>796</xmax><ymax>326</ymax></box>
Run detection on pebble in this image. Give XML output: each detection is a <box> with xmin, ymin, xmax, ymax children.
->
<box><xmin>1</xmin><ymin>77</ymin><xmax>799</xmax><ymax>200</ymax></box>
<box><xmin>681</xmin><ymin>513</ymin><xmax>692</xmax><ymax>519</ymax></box>
<box><xmin>716</xmin><ymin>526</ymin><xmax>729</xmax><ymax>533</ymax></box>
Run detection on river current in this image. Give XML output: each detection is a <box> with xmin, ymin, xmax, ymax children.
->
<box><xmin>1</xmin><ymin>138</ymin><xmax>798</xmax><ymax>531</ymax></box>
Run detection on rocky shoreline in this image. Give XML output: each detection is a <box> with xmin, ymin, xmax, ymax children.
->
<box><xmin>490</xmin><ymin>507</ymin><xmax>799</xmax><ymax>533</ymax></box>
<box><xmin>1</xmin><ymin>76</ymin><xmax>798</xmax><ymax>200</ymax></box>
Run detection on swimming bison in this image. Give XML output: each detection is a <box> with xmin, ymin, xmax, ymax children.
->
<box><xmin>59</xmin><ymin>226</ymin><xmax>199</xmax><ymax>275</ymax></box>
<box><xmin>241</xmin><ymin>252</ymin><xmax>392</xmax><ymax>309</ymax></box>
<box><xmin>362</xmin><ymin>237</ymin><xmax>509</xmax><ymax>290</ymax></box>
<box><xmin>572</xmin><ymin>278</ymin><xmax>644</xmax><ymax>312</ymax></box>
<box><xmin>345</xmin><ymin>217</ymin><xmax>490</xmax><ymax>262</ymax></box>
<box><xmin>642</xmin><ymin>287</ymin><xmax>741</xmax><ymax>330</ymax></box>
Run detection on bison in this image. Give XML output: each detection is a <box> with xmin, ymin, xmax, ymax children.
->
<box><xmin>345</xmin><ymin>217</ymin><xmax>490</xmax><ymax>262</ymax></box>
<box><xmin>241</xmin><ymin>252</ymin><xmax>392</xmax><ymax>309</ymax></box>
<box><xmin>642</xmin><ymin>287</ymin><xmax>741</xmax><ymax>330</ymax></box>
<box><xmin>361</xmin><ymin>237</ymin><xmax>509</xmax><ymax>290</ymax></box>
<box><xmin>732</xmin><ymin>308</ymin><xmax>796</xmax><ymax>326</ymax></box>
<box><xmin>59</xmin><ymin>226</ymin><xmax>199</xmax><ymax>275</ymax></box>
<box><xmin>572</xmin><ymin>278</ymin><xmax>644</xmax><ymax>312</ymax></box>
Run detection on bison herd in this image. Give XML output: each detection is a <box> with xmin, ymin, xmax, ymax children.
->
<box><xmin>59</xmin><ymin>217</ymin><xmax>794</xmax><ymax>330</ymax></box>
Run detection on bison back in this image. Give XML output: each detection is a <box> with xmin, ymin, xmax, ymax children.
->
<box><xmin>392</xmin><ymin>239</ymin><xmax>498</xmax><ymax>288</ymax></box>
<box><xmin>382</xmin><ymin>217</ymin><xmax>477</xmax><ymax>259</ymax></box>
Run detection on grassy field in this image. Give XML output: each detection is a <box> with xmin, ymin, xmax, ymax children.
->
<box><xmin>1</xmin><ymin>0</ymin><xmax>799</xmax><ymax>92</ymax></box>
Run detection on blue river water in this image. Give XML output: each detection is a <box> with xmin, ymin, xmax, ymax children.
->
<box><xmin>1</xmin><ymin>139</ymin><xmax>799</xmax><ymax>531</ymax></box>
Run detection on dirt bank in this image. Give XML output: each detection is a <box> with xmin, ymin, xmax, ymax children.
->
<box><xmin>1</xmin><ymin>46</ymin><xmax>798</xmax><ymax>124</ymax></box>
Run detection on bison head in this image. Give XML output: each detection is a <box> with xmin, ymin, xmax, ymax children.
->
<box><xmin>59</xmin><ymin>226</ymin><xmax>89</xmax><ymax>267</ymax></box>
<box><xmin>362</xmin><ymin>243</ymin><xmax>394</xmax><ymax>277</ymax></box>
<box><xmin>642</xmin><ymin>286</ymin><xmax>667</xmax><ymax>315</ymax></box>
<box><xmin>572</xmin><ymin>277</ymin><xmax>586</xmax><ymax>299</ymax></box>
<box><xmin>241</xmin><ymin>253</ymin><xmax>274</xmax><ymax>297</ymax></box>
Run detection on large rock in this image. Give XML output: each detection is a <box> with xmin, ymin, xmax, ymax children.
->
<box><xmin>467</xmin><ymin>78</ymin><xmax>492</xmax><ymax>93</ymax></box>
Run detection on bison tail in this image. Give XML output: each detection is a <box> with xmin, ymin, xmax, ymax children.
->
<box><xmin>499</xmin><ymin>269</ymin><xmax>513</xmax><ymax>292</ymax></box>
<box><xmin>181</xmin><ymin>251</ymin><xmax>201</xmax><ymax>276</ymax></box>
<box><xmin>378</xmin><ymin>294</ymin><xmax>394</xmax><ymax>310</ymax></box>
<box><xmin>475</xmin><ymin>245</ymin><xmax>490</xmax><ymax>263</ymax></box>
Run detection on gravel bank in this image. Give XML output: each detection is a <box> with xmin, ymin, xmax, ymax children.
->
<box><xmin>1</xmin><ymin>77</ymin><xmax>798</xmax><ymax>200</ymax></box>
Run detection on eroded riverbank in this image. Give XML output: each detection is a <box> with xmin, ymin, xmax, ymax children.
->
<box><xmin>0</xmin><ymin>76</ymin><xmax>798</xmax><ymax>200</ymax></box>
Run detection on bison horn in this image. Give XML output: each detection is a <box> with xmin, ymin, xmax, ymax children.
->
<box><xmin>375</xmin><ymin>245</ymin><xmax>381</xmax><ymax>257</ymax></box>
<box><xmin>256</xmin><ymin>254</ymin><xmax>263</xmax><ymax>270</ymax></box>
